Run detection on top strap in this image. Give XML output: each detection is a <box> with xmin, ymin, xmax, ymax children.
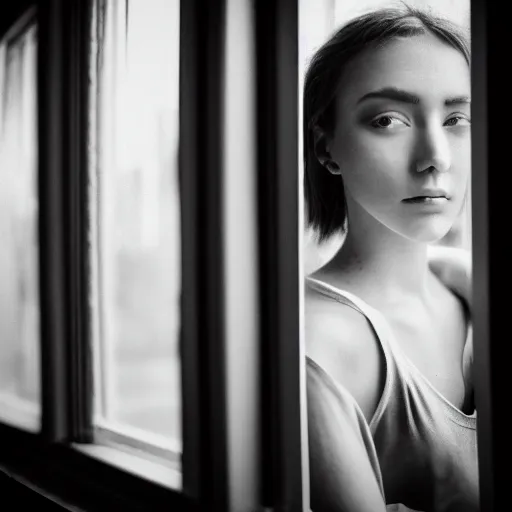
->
<box><xmin>306</xmin><ymin>276</ymin><xmax>399</xmax><ymax>359</ymax></box>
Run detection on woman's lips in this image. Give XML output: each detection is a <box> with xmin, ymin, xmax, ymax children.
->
<box><xmin>402</xmin><ymin>196</ymin><xmax>449</xmax><ymax>205</ymax></box>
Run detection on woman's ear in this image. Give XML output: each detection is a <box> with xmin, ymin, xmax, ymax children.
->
<box><xmin>313</xmin><ymin>125</ymin><xmax>341</xmax><ymax>175</ymax></box>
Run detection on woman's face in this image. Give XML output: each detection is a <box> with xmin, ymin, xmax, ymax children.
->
<box><xmin>329</xmin><ymin>32</ymin><xmax>471</xmax><ymax>243</ymax></box>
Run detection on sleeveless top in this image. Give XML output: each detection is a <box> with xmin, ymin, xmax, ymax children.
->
<box><xmin>306</xmin><ymin>277</ymin><xmax>479</xmax><ymax>512</ymax></box>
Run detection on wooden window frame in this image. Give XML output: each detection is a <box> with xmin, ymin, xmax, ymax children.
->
<box><xmin>470</xmin><ymin>0</ymin><xmax>507</xmax><ymax>509</ymax></box>
<box><xmin>255</xmin><ymin>1</ymin><xmax>308</xmax><ymax>511</ymax></box>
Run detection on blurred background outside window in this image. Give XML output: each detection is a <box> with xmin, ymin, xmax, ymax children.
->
<box><xmin>0</xmin><ymin>19</ymin><xmax>40</xmax><ymax>431</ymax></box>
<box><xmin>89</xmin><ymin>0</ymin><xmax>181</xmax><ymax>455</ymax></box>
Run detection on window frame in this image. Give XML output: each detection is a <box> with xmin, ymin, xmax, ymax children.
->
<box><xmin>178</xmin><ymin>0</ymin><xmax>229</xmax><ymax>507</ymax></box>
<box><xmin>254</xmin><ymin>1</ymin><xmax>309</xmax><ymax>511</ymax></box>
<box><xmin>470</xmin><ymin>1</ymin><xmax>504</xmax><ymax>509</ymax></box>
<box><xmin>37</xmin><ymin>0</ymin><xmax>93</xmax><ymax>444</ymax></box>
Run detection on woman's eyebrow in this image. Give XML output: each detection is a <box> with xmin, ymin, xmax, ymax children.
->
<box><xmin>357</xmin><ymin>87</ymin><xmax>471</xmax><ymax>106</ymax></box>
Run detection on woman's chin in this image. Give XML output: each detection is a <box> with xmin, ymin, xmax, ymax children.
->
<box><xmin>399</xmin><ymin>218</ymin><xmax>456</xmax><ymax>244</ymax></box>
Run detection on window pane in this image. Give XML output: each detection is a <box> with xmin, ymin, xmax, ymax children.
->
<box><xmin>89</xmin><ymin>0</ymin><xmax>181</xmax><ymax>458</ymax></box>
<box><xmin>0</xmin><ymin>20</ymin><xmax>40</xmax><ymax>431</ymax></box>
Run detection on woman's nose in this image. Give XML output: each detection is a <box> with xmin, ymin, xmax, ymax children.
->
<box><xmin>414</xmin><ymin>125</ymin><xmax>451</xmax><ymax>174</ymax></box>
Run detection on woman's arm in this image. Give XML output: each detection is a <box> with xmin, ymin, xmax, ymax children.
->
<box><xmin>305</xmin><ymin>288</ymin><xmax>389</xmax><ymax>510</ymax></box>
<box><xmin>308</xmin><ymin>361</ymin><xmax>387</xmax><ymax>512</ymax></box>
<box><xmin>428</xmin><ymin>245</ymin><xmax>472</xmax><ymax>308</ymax></box>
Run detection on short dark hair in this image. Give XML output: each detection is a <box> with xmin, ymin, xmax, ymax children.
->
<box><xmin>303</xmin><ymin>5</ymin><xmax>470</xmax><ymax>242</ymax></box>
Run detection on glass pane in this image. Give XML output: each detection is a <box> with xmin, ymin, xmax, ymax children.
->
<box><xmin>89</xmin><ymin>0</ymin><xmax>181</xmax><ymax>457</ymax></box>
<box><xmin>0</xmin><ymin>20</ymin><xmax>41</xmax><ymax>431</ymax></box>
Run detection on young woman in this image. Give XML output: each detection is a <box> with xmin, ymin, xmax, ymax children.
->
<box><xmin>303</xmin><ymin>6</ymin><xmax>476</xmax><ymax>512</ymax></box>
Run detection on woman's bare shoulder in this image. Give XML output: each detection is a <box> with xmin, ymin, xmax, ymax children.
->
<box><xmin>305</xmin><ymin>283</ymin><xmax>374</xmax><ymax>357</ymax></box>
<box><xmin>304</xmin><ymin>282</ymin><xmax>385</xmax><ymax>423</ymax></box>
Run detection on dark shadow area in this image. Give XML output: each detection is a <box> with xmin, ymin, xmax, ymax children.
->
<box><xmin>0</xmin><ymin>469</ymin><xmax>66</xmax><ymax>510</ymax></box>
<box><xmin>0</xmin><ymin>2</ymin><xmax>34</xmax><ymax>40</ymax></box>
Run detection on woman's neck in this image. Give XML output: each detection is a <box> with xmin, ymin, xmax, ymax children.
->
<box><xmin>317</xmin><ymin>201</ymin><xmax>435</xmax><ymax>307</ymax></box>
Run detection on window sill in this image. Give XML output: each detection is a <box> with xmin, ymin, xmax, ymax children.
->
<box><xmin>0</xmin><ymin>422</ymin><xmax>196</xmax><ymax>511</ymax></box>
<box><xmin>72</xmin><ymin>442</ymin><xmax>182</xmax><ymax>491</ymax></box>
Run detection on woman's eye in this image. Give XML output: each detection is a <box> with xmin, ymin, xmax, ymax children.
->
<box><xmin>444</xmin><ymin>116</ymin><xmax>471</xmax><ymax>127</ymax></box>
<box><xmin>370</xmin><ymin>115</ymin><xmax>408</xmax><ymax>129</ymax></box>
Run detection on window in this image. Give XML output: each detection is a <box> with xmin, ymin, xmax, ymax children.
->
<box><xmin>0</xmin><ymin>11</ymin><xmax>40</xmax><ymax>433</ymax></box>
<box><xmin>0</xmin><ymin>0</ymin><xmax>265</xmax><ymax>509</ymax></box>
